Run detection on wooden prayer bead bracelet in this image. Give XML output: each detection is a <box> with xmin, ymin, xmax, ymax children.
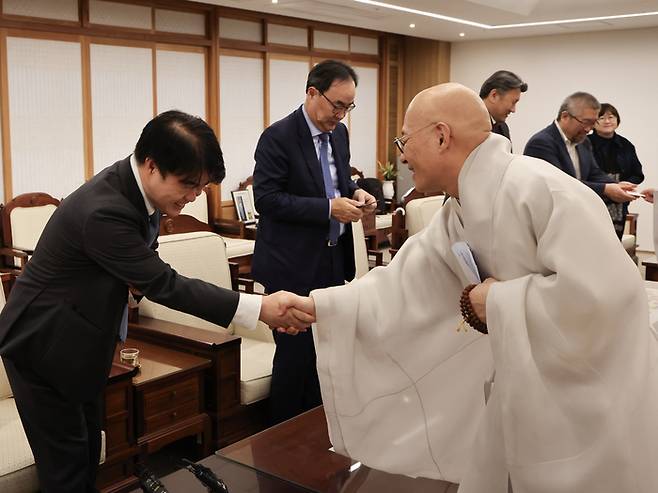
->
<box><xmin>459</xmin><ymin>284</ymin><xmax>488</xmax><ymax>334</ymax></box>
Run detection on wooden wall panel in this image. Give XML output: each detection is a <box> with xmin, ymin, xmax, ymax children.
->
<box><xmin>403</xmin><ymin>37</ymin><xmax>451</xmax><ymax>112</ymax></box>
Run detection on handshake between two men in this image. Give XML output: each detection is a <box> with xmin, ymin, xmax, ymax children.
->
<box><xmin>259</xmin><ymin>291</ymin><xmax>317</xmax><ymax>335</ymax></box>
<box><xmin>257</xmin><ymin>189</ymin><xmax>377</xmax><ymax>334</ymax></box>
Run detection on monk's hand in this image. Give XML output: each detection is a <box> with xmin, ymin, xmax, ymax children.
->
<box><xmin>641</xmin><ymin>188</ymin><xmax>655</xmax><ymax>204</ymax></box>
<box><xmin>331</xmin><ymin>197</ymin><xmax>364</xmax><ymax>223</ymax></box>
<box><xmin>259</xmin><ymin>291</ymin><xmax>316</xmax><ymax>335</ymax></box>
<box><xmin>352</xmin><ymin>189</ymin><xmax>378</xmax><ymax>214</ymax></box>
<box><xmin>469</xmin><ymin>278</ymin><xmax>498</xmax><ymax>323</ymax></box>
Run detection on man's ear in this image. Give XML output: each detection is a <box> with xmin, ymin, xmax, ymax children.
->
<box><xmin>144</xmin><ymin>157</ymin><xmax>158</xmax><ymax>174</ymax></box>
<box><xmin>436</xmin><ymin>122</ymin><xmax>450</xmax><ymax>147</ymax></box>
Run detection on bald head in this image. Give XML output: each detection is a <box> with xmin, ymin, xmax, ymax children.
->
<box><xmin>407</xmin><ymin>83</ymin><xmax>491</xmax><ymax>147</ymax></box>
<box><xmin>400</xmin><ymin>83</ymin><xmax>491</xmax><ymax>197</ymax></box>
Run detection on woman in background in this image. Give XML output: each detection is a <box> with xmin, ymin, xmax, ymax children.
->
<box><xmin>588</xmin><ymin>103</ymin><xmax>644</xmax><ymax>239</ymax></box>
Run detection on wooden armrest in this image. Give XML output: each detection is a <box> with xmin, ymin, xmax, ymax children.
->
<box><xmin>129</xmin><ymin>315</ymin><xmax>240</xmax><ymax>349</ymax></box>
<box><xmin>0</xmin><ymin>247</ymin><xmax>29</xmax><ymax>270</ymax></box>
<box><xmin>213</xmin><ymin>217</ymin><xmax>247</xmax><ymax>238</ymax></box>
<box><xmin>237</xmin><ymin>277</ymin><xmax>254</xmax><ymax>294</ymax></box>
<box><xmin>389</xmin><ymin>248</ymin><xmax>399</xmax><ymax>260</ymax></box>
<box><xmin>389</xmin><ymin>209</ymin><xmax>407</xmax><ymax>249</ymax></box>
<box><xmin>228</xmin><ymin>261</ymin><xmax>239</xmax><ymax>291</ymax></box>
<box><xmin>367</xmin><ymin>249</ymin><xmax>383</xmax><ymax>267</ymax></box>
<box><xmin>626</xmin><ymin>212</ymin><xmax>638</xmax><ymax>236</ymax></box>
<box><xmin>228</xmin><ymin>263</ymin><xmax>255</xmax><ymax>293</ymax></box>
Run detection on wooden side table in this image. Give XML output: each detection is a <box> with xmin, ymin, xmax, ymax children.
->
<box><xmin>114</xmin><ymin>339</ymin><xmax>212</xmax><ymax>460</ymax></box>
<box><xmin>97</xmin><ymin>362</ymin><xmax>139</xmax><ymax>493</ymax></box>
<box><xmin>128</xmin><ymin>316</ymin><xmax>243</xmax><ymax>449</ymax></box>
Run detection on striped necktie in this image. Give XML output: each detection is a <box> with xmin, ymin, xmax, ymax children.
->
<box><xmin>318</xmin><ymin>133</ymin><xmax>340</xmax><ymax>245</ymax></box>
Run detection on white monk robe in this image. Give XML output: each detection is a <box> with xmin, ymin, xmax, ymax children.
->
<box><xmin>311</xmin><ymin>134</ymin><xmax>658</xmax><ymax>493</ymax></box>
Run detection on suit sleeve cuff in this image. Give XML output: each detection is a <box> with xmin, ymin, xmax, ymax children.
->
<box><xmin>232</xmin><ymin>293</ymin><xmax>262</xmax><ymax>330</ymax></box>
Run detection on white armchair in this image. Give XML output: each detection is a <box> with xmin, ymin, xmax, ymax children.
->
<box><xmin>182</xmin><ymin>189</ymin><xmax>255</xmax><ymax>275</ymax></box>
<box><xmin>405</xmin><ymin>195</ymin><xmax>445</xmax><ymax>237</ymax></box>
<box><xmin>0</xmin><ymin>193</ymin><xmax>59</xmax><ymax>272</ymax></box>
<box><xmin>138</xmin><ymin>231</ymin><xmax>274</xmax><ymax>406</ymax></box>
<box><xmin>390</xmin><ymin>193</ymin><xmax>445</xmax><ymax>258</ymax></box>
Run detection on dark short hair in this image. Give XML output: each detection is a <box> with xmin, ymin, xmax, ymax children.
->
<box><xmin>479</xmin><ymin>70</ymin><xmax>527</xmax><ymax>99</ymax></box>
<box><xmin>599</xmin><ymin>103</ymin><xmax>620</xmax><ymax>124</ymax></box>
<box><xmin>305</xmin><ymin>59</ymin><xmax>358</xmax><ymax>93</ymax></box>
<box><xmin>557</xmin><ymin>92</ymin><xmax>600</xmax><ymax>120</ymax></box>
<box><xmin>134</xmin><ymin>110</ymin><xmax>225</xmax><ymax>184</ymax></box>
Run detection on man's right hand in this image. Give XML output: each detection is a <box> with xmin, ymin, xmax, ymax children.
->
<box><xmin>331</xmin><ymin>197</ymin><xmax>364</xmax><ymax>223</ymax></box>
<box><xmin>603</xmin><ymin>183</ymin><xmax>637</xmax><ymax>203</ymax></box>
<box><xmin>259</xmin><ymin>291</ymin><xmax>316</xmax><ymax>335</ymax></box>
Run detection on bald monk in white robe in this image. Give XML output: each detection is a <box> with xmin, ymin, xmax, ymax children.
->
<box><xmin>292</xmin><ymin>83</ymin><xmax>658</xmax><ymax>492</ymax></box>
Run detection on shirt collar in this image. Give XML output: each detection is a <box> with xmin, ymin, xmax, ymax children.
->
<box><xmin>130</xmin><ymin>154</ymin><xmax>156</xmax><ymax>216</ymax></box>
<box><xmin>302</xmin><ymin>104</ymin><xmax>326</xmax><ymax>139</ymax></box>
<box><xmin>554</xmin><ymin>120</ymin><xmax>575</xmax><ymax>146</ymax></box>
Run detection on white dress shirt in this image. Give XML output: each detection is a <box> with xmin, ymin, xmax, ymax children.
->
<box><xmin>554</xmin><ymin>121</ymin><xmax>581</xmax><ymax>180</ymax></box>
<box><xmin>301</xmin><ymin>105</ymin><xmax>346</xmax><ymax>236</ymax></box>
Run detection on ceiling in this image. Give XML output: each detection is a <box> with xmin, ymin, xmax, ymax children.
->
<box><xmin>199</xmin><ymin>0</ymin><xmax>658</xmax><ymax>41</ymax></box>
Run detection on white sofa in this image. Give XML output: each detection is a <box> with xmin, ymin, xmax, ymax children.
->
<box><xmin>0</xmin><ymin>362</ymin><xmax>39</xmax><ymax>493</ymax></box>
<box><xmin>138</xmin><ymin>231</ymin><xmax>275</xmax><ymax>405</ymax></box>
<box><xmin>0</xmin><ymin>282</ymin><xmax>39</xmax><ymax>492</ymax></box>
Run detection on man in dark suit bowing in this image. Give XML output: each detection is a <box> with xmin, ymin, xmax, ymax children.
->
<box><xmin>524</xmin><ymin>92</ymin><xmax>637</xmax><ymax>204</ymax></box>
<box><xmin>0</xmin><ymin>110</ymin><xmax>311</xmax><ymax>493</ymax></box>
<box><xmin>252</xmin><ymin>60</ymin><xmax>376</xmax><ymax>424</ymax></box>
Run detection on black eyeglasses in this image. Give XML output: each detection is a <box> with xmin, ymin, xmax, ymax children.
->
<box><xmin>568</xmin><ymin>113</ymin><xmax>597</xmax><ymax>128</ymax></box>
<box><xmin>320</xmin><ymin>91</ymin><xmax>356</xmax><ymax>114</ymax></box>
<box><xmin>393</xmin><ymin>122</ymin><xmax>438</xmax><ymax>153</ymax></box>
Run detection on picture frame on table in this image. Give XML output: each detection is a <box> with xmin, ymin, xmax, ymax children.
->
<box><xmin>231</xmin><ymin>190</ymin><xmax>257</xmax><ymax>224</ymax></box>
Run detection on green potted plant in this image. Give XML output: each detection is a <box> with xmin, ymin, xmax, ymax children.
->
<box><xmin>378</xmin><ymin>160</ymin><xmax>397</xmax><ymax>199</ymax></box>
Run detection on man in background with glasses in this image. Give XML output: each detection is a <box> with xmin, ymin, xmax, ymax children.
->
<box><xmin>524</xmin><ymin>91</ymin><xmax>637</xmax><ymax>204</ymax></box>
<box><xmin>252</xmin><ymin>59</ymin><xmax>376</xmax><ymax>424</ymax></box>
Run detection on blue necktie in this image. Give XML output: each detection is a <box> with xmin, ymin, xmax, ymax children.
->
<box><xmin>119</xmin><ymin>211</ymin><xmax>160</xmax><ymax>341</ymax></box>
<box><xmin>318</xmin><ymin>133</ymin><xmax>340</xmax><ymax>245</ymax></box>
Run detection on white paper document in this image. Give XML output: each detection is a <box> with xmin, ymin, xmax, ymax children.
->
<box><xmin>451</xmin><ymin>241</ymin><xmax>481</xmax><ymax>284</ymax></box>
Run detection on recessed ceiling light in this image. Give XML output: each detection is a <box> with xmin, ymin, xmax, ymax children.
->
<box><xmin>353</xmin><ymin>0</ymin><xmax>658</xmax><ymax>30</ymax></box>
<box><xmin>272</xmin><ymin>0</ymin><xmax>278</xmax><ymax>3</ymax></box>
<box><xmin>459</xmin><ymin>32</ymin><xmax>465</xmax><ymax>37</ymax></box>
<box><xmin>409</xmin><ymin>23</ymin><xmax>415</xmax><ymax>28</ymax></box>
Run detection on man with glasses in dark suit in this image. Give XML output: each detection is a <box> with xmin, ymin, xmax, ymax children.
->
<box><xmin>252</xmin><ymin>60</ymin><xmax>377</xmax><ymax>425</ymax></box>
<box><xmin>524</xmin><ymin>91</ymin><xmax>637</xmax><ymax>204</ymax></box>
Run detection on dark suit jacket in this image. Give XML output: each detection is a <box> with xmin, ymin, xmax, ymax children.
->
<box><xmin>524</xmin><ymin>122</ymin><xmax>613</xmax><ymax>196</ymax></box>
<box><xmin>252</xmin><ymin>107</ymin><xmax>358</xmax><ymax>295</ymax></box>
<box><xmin>492</xmin><ymin>120</ymin><xmax>511</xmax><ymax>140</ymax></box>
<box><xmin>0</xmin><ymin>158</ymin><xmax>239</xmax><ymax>402</ymax></box>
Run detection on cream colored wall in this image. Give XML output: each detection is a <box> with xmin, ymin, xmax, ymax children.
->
<box><xmin>451</xmin><ymin>27</ymin><xmax>658</xmax><ymax>251</ymax></box>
